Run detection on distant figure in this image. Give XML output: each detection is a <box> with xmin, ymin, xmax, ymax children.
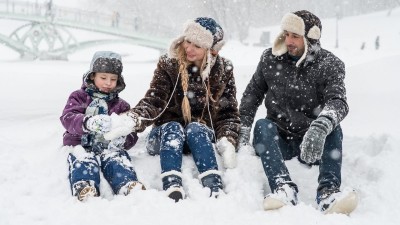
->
<box><xmin>375</xmin><ymin>36</ymin><xmax>380</xmax><ymax>50</ymax></box>
<box><xmin>34</xmin><ymin>1</ymin><xmax>40</xmax><ymax>15</ymax></box>
<box><xmin>133</xmin><ymin>17</ymin><xmax>140</xmax><ymax>31</ymax></box>
<box><xmin>45</xmin><ymin>0</ymin><xmax>55</xmax><ymax>21</ymax></box>
<box><xmin>112</xmin><ymin>11</ymin><xmax>120</xmax><ymax>27</ymax></box>
<box><xmin>360</xmin><ymin>42</ymin><xmax>365</xmax><ymax>50</ymax></box>
<box><xmin>60</xmin><ymin>51</ymin><xmax>145</xmax><ymax>201</ymax></box>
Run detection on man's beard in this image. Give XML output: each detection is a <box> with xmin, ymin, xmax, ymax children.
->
<box><xmin>287</xmin><ymin>45</ymin><xmax>302</xmax><ymax>56</ymax></box>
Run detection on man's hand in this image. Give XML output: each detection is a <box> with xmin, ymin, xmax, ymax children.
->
<box><xmin>237</xmin><ymin>126</ymin><xmax>251</xmax><ymax>150</ymax></box>
<box><xmin>300</xmin><ymin>117</ymin><xmax>333</xmax><ymax>164</ymax></box>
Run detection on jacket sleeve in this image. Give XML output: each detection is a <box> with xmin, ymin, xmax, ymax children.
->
<box><xmin>214</xmin><ymin>60</ymin><xmax>241</xmax><ymax>147</ymax></box>
<box><xmin>129</xmin><ymin>56</ymin><xmax>176</xmax><ymax>132</ymax></box>
<box><xmin>318</xmin><ymin>55</ymin><xmax>349</xmax><ymax>128</ymax></box>
<box><xmin>60</xmin><ymin>90</ymin><xmax>87</xmax><ymax>135</ymax></box>
<box><xmin>239</xmin><ymin>52</ymin><xmax>269</xmax><ymax>128</ymax></box>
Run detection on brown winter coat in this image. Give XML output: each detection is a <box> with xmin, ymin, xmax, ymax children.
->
<box><xmin>129</xmin><ymin>54</ymin><xmax>240</xmax><ymax>147</ymax></box>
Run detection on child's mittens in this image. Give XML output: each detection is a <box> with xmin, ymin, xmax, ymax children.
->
<box><xmin>84</xmin><ymin>114</ymin><xmax>111</xmax><ymax>134</ymax></box>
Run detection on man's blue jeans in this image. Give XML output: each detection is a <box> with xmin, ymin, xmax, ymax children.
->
<box><xmin>253</xmin><ymin>118</ymin><xmax>342</xmax><ymax>196</ymax></box>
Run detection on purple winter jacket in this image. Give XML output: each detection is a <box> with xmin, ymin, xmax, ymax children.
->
<box><xmin>60</xmin><ymin>88</ymin><xmax>138</xmax><ymax>150</ymax></box>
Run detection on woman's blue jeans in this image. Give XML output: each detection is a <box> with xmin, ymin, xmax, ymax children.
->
<box><xmin>253</xmin><ymin>118</ymin><xmax>342</xmax><ymax>196</ymax></box>
<box><xmin>147</xmin><ymin>121</ymin><xmax>218</xmax><ymax>174</ymax></box>
<box><xmin>146</xmin><ymin>121</ymin><xmax>223</xmax><ymax>192</ymax></box>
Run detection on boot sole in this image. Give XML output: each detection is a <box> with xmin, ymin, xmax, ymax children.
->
<box><xmin>124</xmin><ymin>181</ymin><xmax>146</xmax><ymax>195</ymax></box>
<box><xmin>324</xmin><ymin>190</ymin><xmax>358</xmax><ymax>215</ymax></box>
<box><xmin>78</xmin><ymin>186</ymin><xmax>97</xmax><ymax>201</ymax></box>
<box><xmin>263</xmin><ymin>197</ymin><xmax>286</xmax><ymax>210</ymax></box>
<box><xmin>168</xmin><ymin>191</ymin><xmax>183</xmax><ymax>202</ymax></box>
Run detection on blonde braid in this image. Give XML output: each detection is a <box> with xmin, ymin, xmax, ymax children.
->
<box><xmin>177</xmin><ymin>46</ymin><xmax>192</xmax><ymax>124</ymax></box>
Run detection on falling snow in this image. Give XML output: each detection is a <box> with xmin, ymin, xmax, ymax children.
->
<box><xmin>0</xmin><ymin>6</ymin><xmax>399</xmax><ymax>225</ymax></box>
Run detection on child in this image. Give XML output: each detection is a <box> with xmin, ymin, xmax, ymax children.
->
<box><xmin>60</xmin><ymin>51</ymin><xmax>145</xmax><ymax>201</ymax></box>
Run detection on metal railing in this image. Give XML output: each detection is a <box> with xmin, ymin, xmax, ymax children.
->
<box><xmin>0</xmin><ymin>0</ymin><xmax>176</xmax><ymax>38</ymax></box>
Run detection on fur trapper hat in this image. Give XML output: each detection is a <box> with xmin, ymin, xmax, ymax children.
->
<box><xmin>272</xmin><ymin>10</ymin><xmax>322</xmax><ymax>67</ymax></box>
<box><xmin>169</xmin><ymin>17</ymin><xmax>225</xmax><ymax>80</ymax></box>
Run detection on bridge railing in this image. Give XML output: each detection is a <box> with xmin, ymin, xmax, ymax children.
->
<box><xmin>0</xmin><ymin>0</ymin><xmax>176</xmax><ymax>38</ymax></box>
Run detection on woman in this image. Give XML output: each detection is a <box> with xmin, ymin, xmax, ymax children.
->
<box><xmin>106</xmin><ymin>17</ymin><xmax>240</xmax><ymax>202</ymax></box>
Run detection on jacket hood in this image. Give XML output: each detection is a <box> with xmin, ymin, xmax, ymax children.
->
<box><xmin>82</xmin><ymin>51</ymin><xmax>126</xmax><ymax>94</ymax></box>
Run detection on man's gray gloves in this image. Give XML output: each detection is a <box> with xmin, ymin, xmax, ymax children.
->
<box><xmin>237</xmin><ymin>126</ymin><xmax>251</xmax><ymax>149</ymax></box>
<box><xmin>300</xmin><ymin>116</ymin><xmax>333</xmax><ymax>164</ymax></box>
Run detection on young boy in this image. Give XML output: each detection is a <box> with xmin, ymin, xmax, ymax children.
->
<box><xmin>60</xmin><ymin>51</ymin><xmax>145</xmax><ymax>201</ymax></box>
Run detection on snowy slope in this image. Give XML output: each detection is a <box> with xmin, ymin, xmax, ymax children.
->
<box><xmin>0</xmin><ymin>7</ymin><xmax>399</xmax><ymax>225</ymax></box>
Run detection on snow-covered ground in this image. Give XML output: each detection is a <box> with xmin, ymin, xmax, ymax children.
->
<box><xmin>0</xmin><ymin>7</ymin><xmax>399</xmax><ymax>225</ymax></box>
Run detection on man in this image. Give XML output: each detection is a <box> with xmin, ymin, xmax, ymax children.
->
<box><xmin>238</xmin><ymin>10</ymin><xmax>357</xmax><ymax>214</ymax></box>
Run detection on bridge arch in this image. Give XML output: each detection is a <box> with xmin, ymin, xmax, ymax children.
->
<box><xmin>0</xmin><ymin>0</ymin><xmax>172</xmax><ymax>60</ymax></box>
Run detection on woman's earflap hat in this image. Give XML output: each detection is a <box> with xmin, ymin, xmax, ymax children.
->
<box><xmin>169</xmin><ymin>17</ymin><xmax>225</xmax><ymax>58</ymax></box>
<box><xmin>169</xmin><ymin>17</ymin><xmax>224</xmax><ymax>80</ymax></box>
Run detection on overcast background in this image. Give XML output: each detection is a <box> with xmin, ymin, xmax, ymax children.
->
<box><xmin>23</xmin><ymin>0</ymin><xmax>400</xmax><ymax>40</ymax></box>
<box><xmin>1</xmin><ymin>1</ymin><xmax>399</xmax><ymax>225</ymax></box>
